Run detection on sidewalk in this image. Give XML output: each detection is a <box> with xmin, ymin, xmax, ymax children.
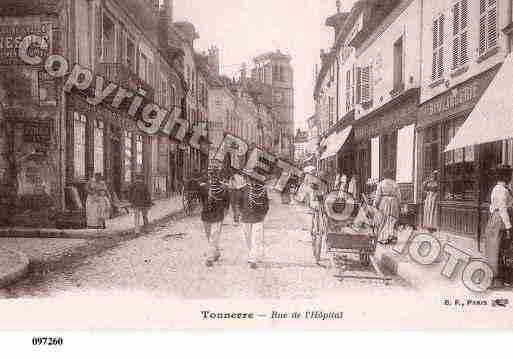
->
<box><xmin>375</xmin><ymin>229</ymin><xmax>485</xmax><ymax>292</ymax></box>
<box><xmin>0</xmin><ymin>195</ymin><xmax>184</xmax><ymax>239</ymax></box>
<box><xmin>0</xmin><ymin>195</ymin><xmax>184</xmax><ymax>288</ymax></box>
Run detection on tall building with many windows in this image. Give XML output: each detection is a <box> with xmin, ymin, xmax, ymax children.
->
<box><xmin>252</xmin><ymin>51</ymin><xmax>294</xmax><ymax>161</ymax></box>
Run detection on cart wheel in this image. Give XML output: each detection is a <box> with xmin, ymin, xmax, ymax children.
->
<box><xmin>360</xmin><ymin>252</ymin><xmax>370</xmax><ymax>267</ymax></box>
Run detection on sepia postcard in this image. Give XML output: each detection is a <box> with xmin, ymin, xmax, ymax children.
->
<box><xmin>1</xmin><ymin>0</ymin><xmax>513</xmax><ymax>333</ymax></box>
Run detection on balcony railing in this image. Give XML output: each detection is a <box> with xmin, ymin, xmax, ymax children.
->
<box><xmin>97</xmin><ymin>62</ymin><xmax>154</xmax><ymax>101</ymax></box>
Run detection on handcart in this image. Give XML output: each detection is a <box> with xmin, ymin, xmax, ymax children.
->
<box><xmin>322</xmin><ymin>192</ymin><xmax>391</xmax><ymax>284</ymax></box>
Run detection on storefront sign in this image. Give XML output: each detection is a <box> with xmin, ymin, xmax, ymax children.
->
<box><xmin>354</xmin><ymin>96</ymin><xmax>418</xmax><ymax>141</ymax></box>
<box><xmin>0</xmin><ymin>23</ymin><xmax>51</xmax><ymax>65</ymax></box>
<box><xmin>418</xmin><ymin>66</ymin><xmax>500</xmax><ymax>128</ymax></box>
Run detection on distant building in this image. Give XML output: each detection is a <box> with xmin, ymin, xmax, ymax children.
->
<box><xmin>251</xmin><ymin>50</ymin><xmax>294</xmax><ymax>161</ymax></box>
<box><xmin>294</xmin><ymin>128</ymin><xmax>309</xmax><ymax>163</ymax></box>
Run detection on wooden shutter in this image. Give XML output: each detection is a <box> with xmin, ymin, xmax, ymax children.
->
<box><xmin>438</xmin><ymin>47</ymin><xmax>444</xmax><ymax>78</ymax></box>
<box><xmin>361</xmin><ymin>65</ymin><xmax>370</xmax><ymax>104</ymax></box>
<box><xmin>432</xmin><ymin>51</ymin><xmax>437</xmax><ymax>81</ymax></box>
<box><xmin>480</xmin><ymin>0</ymin><xmax>487</xmax><ymax>13</ymax></box>
<box><xmin>460</xmin><ymin>31</ymin><xmax>468</xmax><ymax>64</ymax></box>
<box><xmin>461</xmin><ymin>0</ymin><xmax>468</xmax><ymax>29</ymax></box>
<box><xmin>439</xmin><ymin>15</ymin><xmax>444</xmax><ymax>46</ymax></box>
<box><xmin>433</xmin><ymin>19</ymin><xmax>438</xmax><ymax>49</ymax></box>
<box><xmin>488</xmin><ymin>4</ymin><xmax>497</xmax><ymax>49</ymax></box>
<box><xmin>479</xmin><ymin>13</ymin><xmax>487</xmax><ymax>55</ymax></box>
<box><xmin>452</xmin><ymin>37</ymin><xmax>460</xmax><ymax>69</ymax></box>
<box><xmin>453</xmin><ymin>3</ymin><xmax>459</xmax><ymax>36</ymax></box>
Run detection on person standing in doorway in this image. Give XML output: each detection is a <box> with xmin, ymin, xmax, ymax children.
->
<box><xmin>422</xmin><ymin>170</ymin><xmax>439</xmax><ymax>233</ymax></box>
<box><xmin>228</xmin><ymin>170</ymin><xmax>246</xmax><ymax>225</ymax></box>
<box><xmin>86</xmin><ymin>171</ymin><xmax>110</xmax><ymax>229</ymax></box>
<box><xmin>239</xmin><ymin>170</ymin><xmax>270</xmax><ymax>269</ymax></box>
<box><xmin>199</xmin><ymin>160</ymin><xmax>230</xmax><ymax>267</ymax></box>
<box><xmin>373</xmin><ymin>170</ymin><xmax>401</xmax><ymax>245</ymax></box>
<box><xmin>128</xmin><ymin>173</ymin><xmax>153</xmax><ymax>234</ymax></box>
<box><xmin>485</xmin><ymin>165</ymin><xmax>513</xmax><ymax>288</ymax></box>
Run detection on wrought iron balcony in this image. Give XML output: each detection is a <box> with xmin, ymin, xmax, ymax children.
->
<box><xmin>97</xmin><ymin>62</ymin><xmax>154</xmax><ymax>101</ymax></box>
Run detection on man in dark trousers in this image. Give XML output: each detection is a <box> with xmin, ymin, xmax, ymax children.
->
<box><xmin>199</xmin><ymin>160</ymin><xmax>230</xmax><ymax>267</ymax></box>
<box><xmin>128</xmin><ymin>173</ymin><xmax>153</xmax><ymax>234</ymax></box>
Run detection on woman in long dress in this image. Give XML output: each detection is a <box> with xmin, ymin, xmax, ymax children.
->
<box><xmin>422</xmin><ymin>170</ymin><xmax>439</xmax><ymax>233</ymax></box>
<box><xmin>86</xmin><ymin>173</ymin><xmax>111</xmax><ymax>229</ymax></box>
<box><xmin>373</xmin><ymin>170</ymin><xmax>401</xmax><ymax>245</ymax></box>
<box><xmin>485</xmin><ymin>165</ymin><xmax>513</xmax><ymax>288</ymax></box>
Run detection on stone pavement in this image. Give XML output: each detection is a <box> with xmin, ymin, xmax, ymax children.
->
<box><xmin>0</xmin><ymin>194</ymin><xmax>184</xmax><ymax>288</ymax></box>
<box><xmin>0</xmin><ymin>194</ymin><xmax>184</xmax><ymax>239</ymax></box>
<box><xmin>376</xmin><ymin>228</ymin><xmax>487</xmax><ymax>293</ymax></box>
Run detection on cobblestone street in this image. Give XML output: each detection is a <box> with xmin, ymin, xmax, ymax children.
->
<box><xmin>2</xmin><ymin>195</ymin><xmax>408</xmax><ymax>300</ymax></box>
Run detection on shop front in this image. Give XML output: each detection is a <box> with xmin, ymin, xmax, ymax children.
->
<box><xmin>417</xmin><ymin>65</ymin><xmax>501</xmax><ymax>242</ymax></box>
<box><xmin>353</xmin><ymin>88</ymin><xmax>419</xmax><ymax>205</ymax></box>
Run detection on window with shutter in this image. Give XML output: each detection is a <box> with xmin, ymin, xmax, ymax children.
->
<box><xmin>360</xmin><ymin>65</ymin><xmax>371</xmax><ymax>105</ymax></box>
<box><xmin>432</xmin><ymin>15</ymin><xmax>445</xmax><ymax>80</ymax></box>
<box><xmin>479</xmin><ymin>0</ymin><xmax>498</xmax><ymax>56</ymax></box>
<box><xmin>452</xmin><ymin>0</ymin><xmax>469</xmax><ymax>69</ymax></box>
<box><xmin>356</xmin><ymin>67</ymin><xmax>362</xmax><ymax>104</ymax></box>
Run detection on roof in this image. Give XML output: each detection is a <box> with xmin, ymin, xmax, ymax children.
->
<box><xmin>253</xmin><ymin>50</ymin><xmax>292</xmax><ymax>63</ymax></box>
<box><xmin>313</xmin><ymin>0</ymin><xmax>399</xmax><ymax>99</ymax></box>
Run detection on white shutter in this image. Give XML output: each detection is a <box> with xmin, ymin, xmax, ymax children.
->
<box><xmin>361</xmin><ymin>65</ymin><xmax>371</xmax><ymax>104</ymax></box>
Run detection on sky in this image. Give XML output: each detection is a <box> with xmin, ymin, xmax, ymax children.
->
<box><xmin>172</xmin><ymin>0</ymin><xmax>357</xmax><ymax>131</ymax></box>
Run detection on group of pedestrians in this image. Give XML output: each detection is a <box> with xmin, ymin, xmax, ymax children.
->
<box><xmin>199</xmin><ymin>160</ymin><xmax>270</xmax><ymax>269</ymax></box>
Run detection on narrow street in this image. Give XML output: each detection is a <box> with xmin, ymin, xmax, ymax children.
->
<box><xmin>2</xmin><ymin>195</ymin><xmax>409</xmax><ymax>300</ymax></box>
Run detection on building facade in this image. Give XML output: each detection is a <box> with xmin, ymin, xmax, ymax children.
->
<box><xmin>314</xmin><ymin>0</ymin><xmax>513</xmax><ymax>247</ymax></box>
<box><xmin>252</xmin><ymin>51</ymin><xmax>294</xmax><ymax>161</ymax></box>
<box><xmin>0</xmin><ymin>0</ymin><xmax>188</xmax><ymax>227</ymax></box>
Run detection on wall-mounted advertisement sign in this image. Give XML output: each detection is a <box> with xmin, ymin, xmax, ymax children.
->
<box><xmin>0</xmin><ymin>23</ymin><xmax>51</xmax><ymax>65</ymax></box>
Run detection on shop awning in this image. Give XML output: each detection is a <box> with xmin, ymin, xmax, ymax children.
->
<box><xmin>320</xmin><ymin>126</ymin><xmax>352</xmax><ymax>160</ymax></box>
<box><xmin>446</xmin><ymin>53</ymin><xmax>513</xmax><ymax>151</ymax></box>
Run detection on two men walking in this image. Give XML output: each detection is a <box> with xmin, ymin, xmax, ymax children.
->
<box><xmin>200</xmin><ymin>161</ymin><xmax>270</xmax><ymax>269</ymax></box>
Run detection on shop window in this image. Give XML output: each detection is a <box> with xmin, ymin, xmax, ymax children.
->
<box><xmin>93</xmin><ymin>119</ymin><xmax>104</xmax><ymax>176</ymax></box>
<box><xmin>432</xmin><ymin>14</ymin><xmax>445</xmax><ymax>81</ymax></box>
<box><xmin>442</xmin><ymin>118</ymin><xmax>475</xmax><ymax>201</ymax></box>
<box><xmin>102</xmin><ymin>14</ymin><xmax>115</xmax><ymax>62</ymax></box>
<box><xmin>73</xmin><ymin>112</ymin><xmax>87</xmax><ymax>179</ymax></box>
<box><xmin>124</xmin><ymin>131</ymin><xmax>132</xmax><ymax>183</ymax></box>
<box><xmin>139</xmin><ymin>53</ymin><xmax>148</xmax><ymax>83</ymax></box>
<box><xmin>479</xmin><ymin>0</ymin><xmax>498</xmax><ymax>56</ymax></box>
<box><xmin>380</xmin><ymin>132</ymin><xmax>397</xmax><ymax>179</ymax></box>
<box><xmin>452</xmin><ymin>0</ymin><xmax>469</xmax><ymax>69</ymax></box>
<box><xmin>422</xmin><ymin>124</ymin><xmax>440</xmax><ymax>179</ymax></box>
<box><xmin>126</xmin><ymin>37</ymin><xmax>136</xmax><ymax>72</ymax></box>
<box><xmin>136</xmin><ymin>135</ymin><xmax>143</xmax><ymax>174</ymax></box>
<box><xmin>158</xmin><ymin>137</ymin><xmax>168</xmax><ymax>173</ymax></box>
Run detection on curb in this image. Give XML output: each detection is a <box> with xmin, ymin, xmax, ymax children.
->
<box><xmin>0</xmin><ymin>249</ymin><xmax>30</xmax><ymax>288</ymax></box>
<box><xmin>0</xmin><ymin>208</ymin><xmax>184</xmax><ymax>239</ymax></box>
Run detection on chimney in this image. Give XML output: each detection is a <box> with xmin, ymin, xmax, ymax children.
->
<box><xmin>208</xmin><ymin>46</ymin><xmax>220</xmax><ymax>75</ymax></box>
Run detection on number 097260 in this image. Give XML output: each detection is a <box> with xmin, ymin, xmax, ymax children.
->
<box><xmin>32</xmin><ymin>337</ymin><xmax>63</xmax><ymax>346</ymax></box>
